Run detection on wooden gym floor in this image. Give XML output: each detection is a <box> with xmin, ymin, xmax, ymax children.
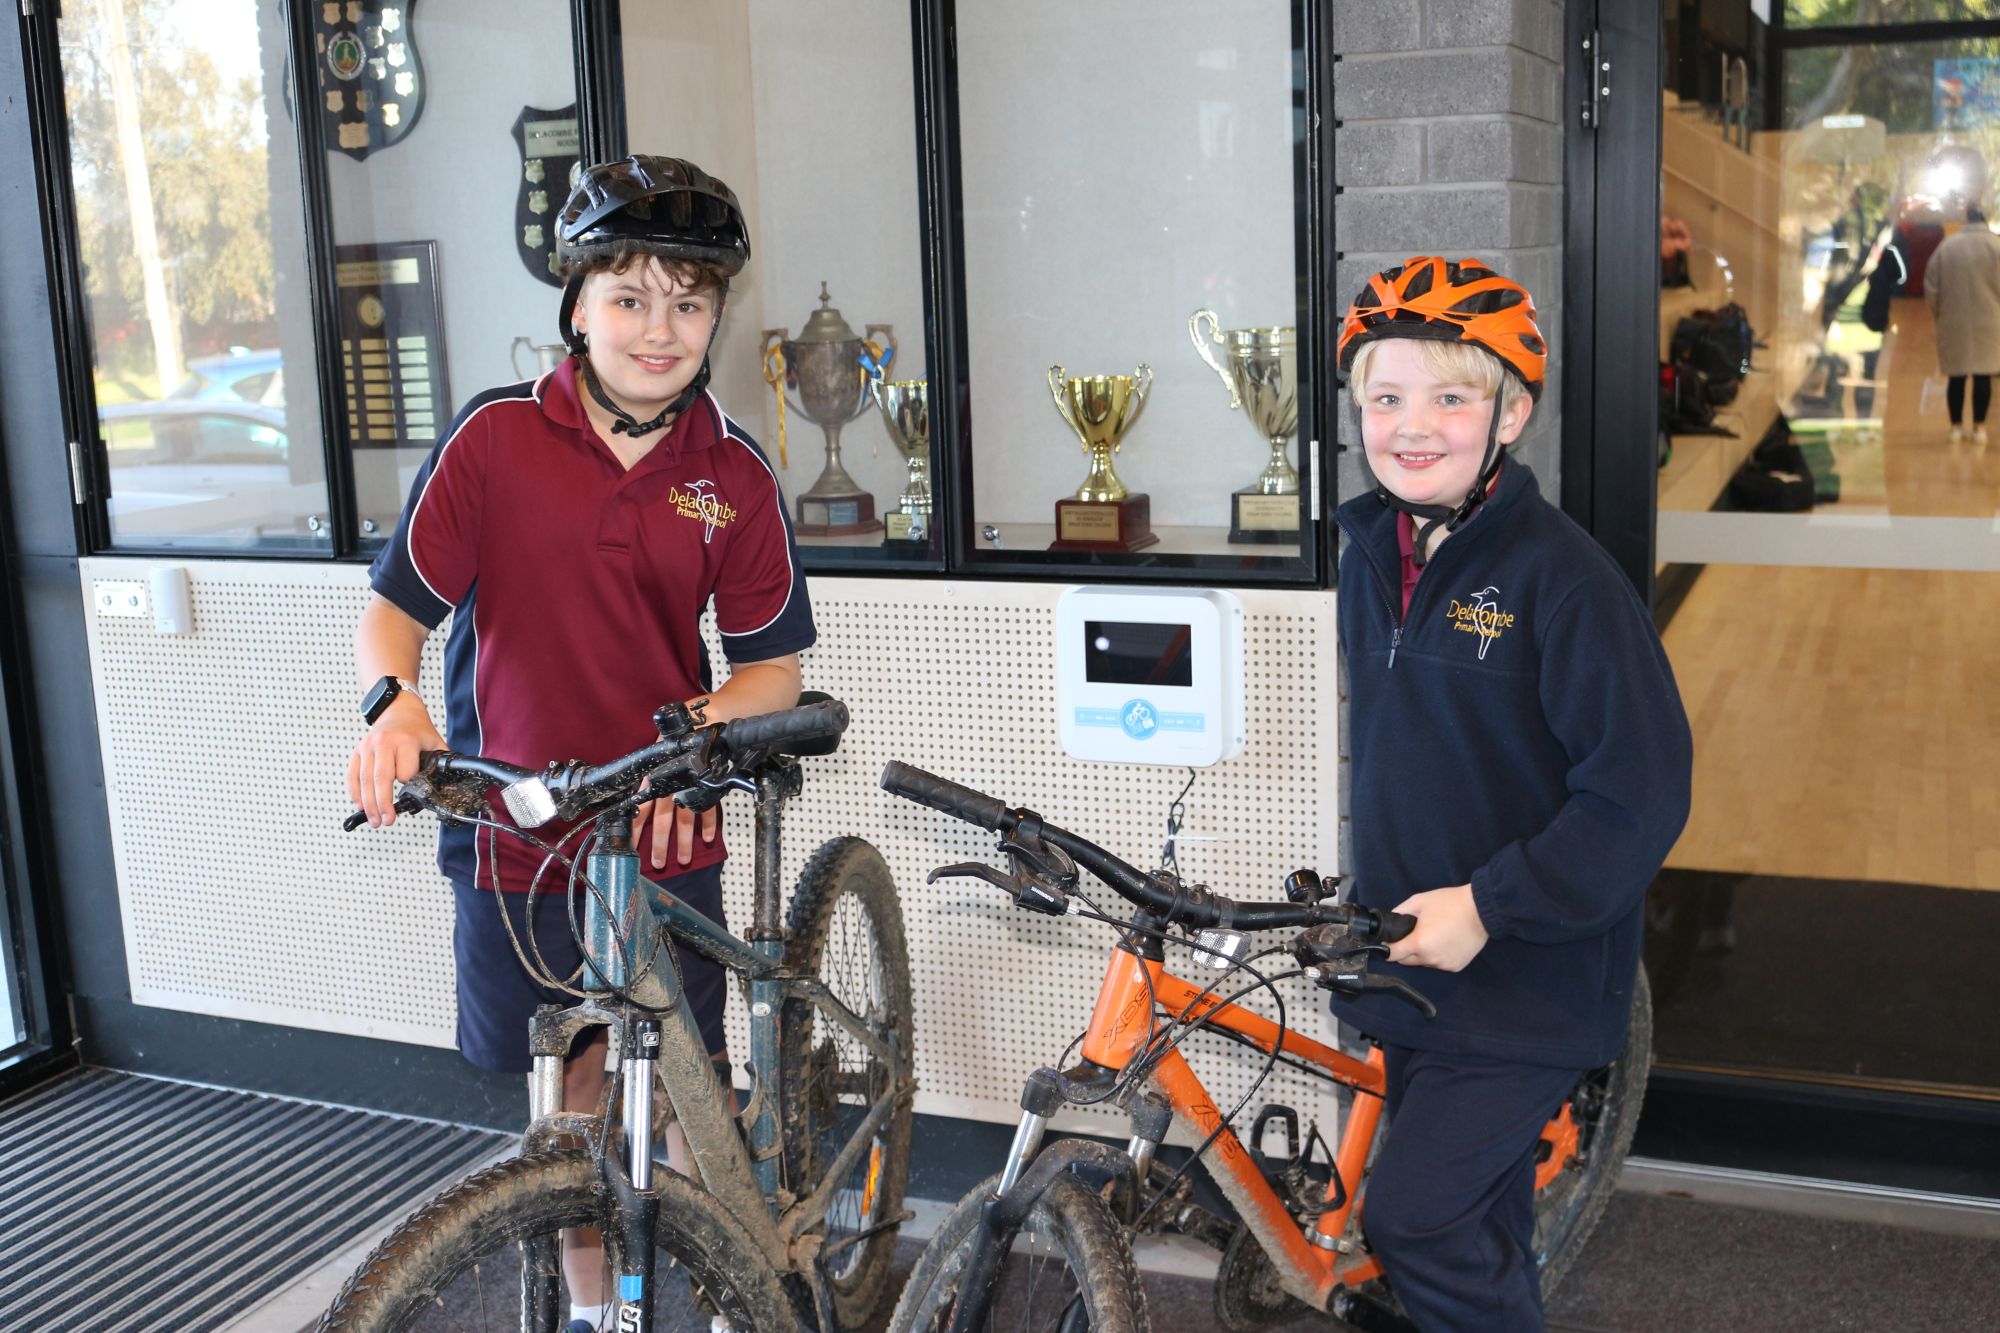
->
<box><xmin>1660</xmin><ymin>299</ymin><xmax>2000</xmax><ymax>892</ymax></box>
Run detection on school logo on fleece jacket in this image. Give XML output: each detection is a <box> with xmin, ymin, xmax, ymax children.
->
<box><xmin>1445</xmin><ymin>584</ymin><xmax>1517</xmax><ymax>660</ymax></box>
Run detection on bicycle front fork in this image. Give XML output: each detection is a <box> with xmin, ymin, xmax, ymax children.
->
<box><xmin>604</xmin><ymin>1019</ymin><xmax>663</xmax><ymax>1333</ymax></box>
<box><xmin>998</xmin><ymin>1066</ymin><xmax>1172</xmax><ymax>1197</ymax></box>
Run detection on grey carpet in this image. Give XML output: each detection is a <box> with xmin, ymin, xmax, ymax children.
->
<box><xmin>861</xmin><ymin>1189</ymin><xmax>1995</xmax><ymax>1332</ymax></box>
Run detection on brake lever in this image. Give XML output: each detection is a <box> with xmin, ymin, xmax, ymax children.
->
<box><xmin>342</xmin><ymin>763</ymin><xmax>471</xmax><ymax>831</ymax></box>
<box><xmin>927</xmin><ymin>861</ymin><xmax>1013</xmax><ymax>890</ymax></box>
<box><xmin>1364</xmin><ymin>972</ymin><xmax>1438</xmax><ymax>1020</ymax></box>
<box><xmin>926</xmin><ymin>861</ymin><xmax>1073</xmax><ymax>917</ymax></box>
<box><xmin>1294</xmin><ymin>924</ymin><xmax>1437</xmax><ymax>1020</ymax></box>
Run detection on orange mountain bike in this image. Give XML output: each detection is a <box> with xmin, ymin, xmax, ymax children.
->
<box><xmin>879</xmin><ymin>762</ymin><xmax>1648</xmax><ymax>1333</ymax></box>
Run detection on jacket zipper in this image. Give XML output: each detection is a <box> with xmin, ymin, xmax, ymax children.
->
<box><xmin>1341</xmin><ymin>476</ymin><xmax>1516</xmax><ymax>675</ymax></box>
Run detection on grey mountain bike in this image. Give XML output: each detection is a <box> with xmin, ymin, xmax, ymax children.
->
<box><xmin>321</xmin><ymin>695</ymin><xmax>916</xmax><ymax>1332</ymax></box>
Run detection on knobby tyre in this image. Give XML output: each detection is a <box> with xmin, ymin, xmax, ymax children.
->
<box><xmin>316</xmin><ymin>1148</ymin><xmax>795</xmax><ymax>1332</ymax></box>
<box><xmin>889</xmin><ymin>1171</ymin><xmax>1151</xmax><ymax>1333</ymax></box>
<box><xmin>1532</xmin><ymin>964</ymin><xmax>1653</xmax><ymax>1295</ymax></box>
<box><xmin>778</xmin><ymin>836</ymin><xmax>917</xmax><ymax>1330</ymax></box>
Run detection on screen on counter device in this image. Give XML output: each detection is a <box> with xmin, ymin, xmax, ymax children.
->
<box><xmin>1083</xmin><ymin>620</ymin><xmax>1195</xmax><ymax>688</ymax></box>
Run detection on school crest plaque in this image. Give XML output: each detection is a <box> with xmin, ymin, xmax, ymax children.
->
<box><xmin>314</xmin><ymin>1</ymin><xmax>427</xmax><ymax>161</ymax></box>
<box><xmin>513</xmin><ymin>104</ymin><xmax>582</xmax><ymax>286</ymax></box>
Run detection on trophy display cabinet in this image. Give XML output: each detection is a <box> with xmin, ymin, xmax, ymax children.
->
<box><xmin>627</xmin><ymin>0</ymin><xmax>1335</xmax><ymax>588</ymax></box>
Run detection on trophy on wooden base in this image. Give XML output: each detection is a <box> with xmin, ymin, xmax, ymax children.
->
<box><xmin>1190</xmin><ymin>309</ymin><xmax>1299</xmax><ymax>544</ymax></box>
<box><xmin>872</xmin><ymin>376</ymin><xmax>932</xmax><ymax>552</ymax></box>
<box><xmin>762</xmin><ymin>284</ymin><xmax>894</xmax><ymax>535</ymax></box>
<box><xmin>1048</xmin><ymin>363</ymin><xmax>1158</xmax><ymax>552</ymax></box>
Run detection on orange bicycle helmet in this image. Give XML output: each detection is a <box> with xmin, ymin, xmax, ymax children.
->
<box><xmin>1337</xmin><ymin>256</ymin><xmax>1546</xmax><ymax>400</ymax></box>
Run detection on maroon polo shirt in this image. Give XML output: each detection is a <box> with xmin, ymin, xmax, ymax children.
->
<box><xmin>371</xmin><ymin>358</ymin><xmax>815</xmax><ymax>891</ymax></box>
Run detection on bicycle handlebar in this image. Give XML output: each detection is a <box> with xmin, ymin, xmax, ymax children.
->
<box><xmin>344</xmin><ymin>697</ymin><xmax>851</xmax><ymax>832</ymax></box>
<box><xmin>877</xmin><ymin>761</ymin><xmax>1009</xmax><ymax>831</ymax></box>
<box><xmin>880</xmin><ymin>760</ymin><xmax>1415</xmax><ymax>941</ymax></box>
<box><xmin>717</xmin><ymin>696</ymin><xmax>849</xmax><ymax>756</ymax></box>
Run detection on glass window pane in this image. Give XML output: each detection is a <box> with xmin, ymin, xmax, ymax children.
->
<box><xmin>616</xmin><ymin>1</ymin><xmax>936</xmax><ymax>566</ymax></box>
<box><xmin>317</xmin><ymin>3</ymin><xmax>577</xmax><ymax>546</ymax></box>
<box><xmin>1785</xmin><ymin>0</ymin><xmax>2000</xmax><ymax>28</ymax></box>
<box><xmin>957</xmin><ymin>1</ymin><xmax>1311</xmax><ymax>569</ymax></box>
<box><xmin>0</xmin><ymin>914</ymin><xmax>21</xmax><ymax>1050</ymax></box>
<box><xmin>1652</xmin><ymin>33</ymin><xmax>2000</xmax><ymax>1097</ymax></box>
<box><xmin>61</xmin><ymin>0</ymin><xmax>331</xmax><ymax>551</ymax></box>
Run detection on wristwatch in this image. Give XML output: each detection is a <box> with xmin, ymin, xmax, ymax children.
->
<box><xmin>362</xmin><ymin>675</ymin><xmax>421</xmax><ymax>726</ymax></box>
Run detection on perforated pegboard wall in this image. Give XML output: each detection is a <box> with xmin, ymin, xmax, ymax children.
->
<box><xmin>80</xmin><ymin>559</ymin><xmax>454</xmax><ymax>1047</ymax></box>
<box><xmin>81</xmin><ymin>563</ymin><xmax>1340</xmax><ymax>1132</ymax></box>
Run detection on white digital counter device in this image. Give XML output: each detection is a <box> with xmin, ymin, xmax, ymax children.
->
<box><xmin>1055</xmin><ymin>586</ymin><xmax>1245</xmax><ymax>766</ymax></box>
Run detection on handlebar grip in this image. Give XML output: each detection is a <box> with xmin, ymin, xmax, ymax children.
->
<box><xmin>719</xmin><ymin>697</ymin><xmax>850</xmax><ymax>756</ymax></box>
<box><xmin>1379</xmin><ymin>910</ymin><xmax>1417</xmax><ymax>943</ymax></box>
<box><xmin>880</xmin><ymin>761</ymin><xmax>1009</xmax><ymax>832</ymax></box>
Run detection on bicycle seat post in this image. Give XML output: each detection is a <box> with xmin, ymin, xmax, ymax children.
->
<box><xmin>743</xmin><ymin>766</ymin><xmax>797</xmax><ymax>1201</ymax></box>
<box><xmin>748</xmin><ymin>768</ymin><xmax>794</xmax><ymax>944</ymax></box>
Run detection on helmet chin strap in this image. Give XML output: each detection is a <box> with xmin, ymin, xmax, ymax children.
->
<box><xmin>1374</xmin><ymin>398</ymin><xmax>1506</xmax><ymax>568</ymax></box>
<box><xmin>576</xmin><ymin>355</ymin><xmax>710</xmax><ymax>436</ymax></box>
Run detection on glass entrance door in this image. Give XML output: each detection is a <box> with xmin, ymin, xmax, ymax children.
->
<box><xmin>1649</xmin><ymin>7</ymin><xmax>2000</xmax><ymax>1098</ymax></box>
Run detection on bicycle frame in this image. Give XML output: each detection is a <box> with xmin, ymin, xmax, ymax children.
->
<box><xmin>518</xmin><ymin>767</ymin><xmax>905</xmax><ymax>1329</ymax></box>
<box><xmin>1078</xmin><ymin>940</ymin><xmax>1391</xmax><ymax>1313</ymax></box>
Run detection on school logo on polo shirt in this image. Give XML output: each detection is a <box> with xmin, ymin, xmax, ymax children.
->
<box><xmin>669</xmin><ymin>479</ymin><xmax>737</xmax><ymax>544</ymax></box>
<box><xmin>1445</xmin><ymin>584</ymin><xmax>1515</xmax><ymax>660</ymax></box>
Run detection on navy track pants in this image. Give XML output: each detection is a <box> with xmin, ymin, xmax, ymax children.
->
<box><xmin>1364</xmin><ymin>1045</ymin><xmax>1585</xmax><ymax>1332</ymax></box>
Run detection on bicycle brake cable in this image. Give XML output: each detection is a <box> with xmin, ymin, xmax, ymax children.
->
<box><xmin>563</xmin><ymin>826</ymin><xmax>672</xmax><ymax>1014</ymax></box>
<box><xmin>1130</xmin><ymin>953</ymin><xmax>1292</xmax><ymax>1230</ymax></box>
<box><xmin>467</xmin><ymin>807</ymin><xmax>599</xmax><ymax>995</ymax></box>
<box><xmin>1160</xmin><ymin>767</ymin><xmax>1196</xmax><ymax>876</ymax></box>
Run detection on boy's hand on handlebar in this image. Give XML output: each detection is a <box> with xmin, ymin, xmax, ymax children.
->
<box><xmin>348</xmin><ymin>693</ymin><xmax>444</xmax><ymax>828</ymax></box>
<box><xmin>633</xmin><ymin>788</ymin><xmax>718</xmax><ymax>871</ymax></box>
<box><xmin>1385</xmin><ymin>885</ymin><xmax>1489</xmax><ymax>972</ymax></box>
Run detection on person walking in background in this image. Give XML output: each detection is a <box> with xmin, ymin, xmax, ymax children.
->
<box><xmin>1924</xmin><ymin>204</ymin><xmax>2000</xmax><ymax>444</ymax></box>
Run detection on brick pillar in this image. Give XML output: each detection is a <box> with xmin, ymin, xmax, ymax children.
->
<box><xmin>1330</xmin><ymin>0</ymin><xmax>1565</xmax><ymax>501</ymax></box>
<box><xmin>1329</xmin><ymin>0</ymin><xmax>1566</xmax><ymax>870</ymax></box>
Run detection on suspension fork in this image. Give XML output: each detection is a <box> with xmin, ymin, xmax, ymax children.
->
<box><xmin>948</xmin><ymin>1079</ymin><xmax>1150</xmax><ymax>1333</ymax></box>
<box><xmin>606</xmin><ymin>1019</ymin><xmax>663</xmax><ymax>1333</ymax></box>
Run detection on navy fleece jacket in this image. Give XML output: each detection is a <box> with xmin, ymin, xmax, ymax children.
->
<box><xmin>1333</xmin><ymin>464</ymin><xmax>1692</xmax><ymax>1069</ymax></box>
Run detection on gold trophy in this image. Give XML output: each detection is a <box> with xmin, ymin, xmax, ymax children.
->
<box><xmin>871</xmin><ymin>375</ymin><xmax>932</xmax><ymax>545</ymax></box>
<box><xmin>762</xmin><ymin>283</ymin><xmax>894</xmax><ymax>535</ymax></box>
<box><xmin>1048</xmin><ymin>363</ymin><xmax>1157</xmax><ymax>552</ymax></box>
<box><xmin>1190</xmin><ymin>309</ymin><xmax>1299</xmax><ymax>543</ymax></box>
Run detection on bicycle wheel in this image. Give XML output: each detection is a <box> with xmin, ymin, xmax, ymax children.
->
<box><xmin>317</xmin><ymin>1148</ymin><xmax>796</xmax><ymax>1332</ymax></box>
<box><xmin>890</xmin><ymin>1172</ymin><xmax>1150</xmax><ymax>1333</ymax></box>
<box><xmin>777</xmin><ymin>836</ymin><xmax>916</xmax><ymax>1330</ymax></box>
<box><xmin>1531</xmin><ymin>965</ymin><xmax>1653</xmax><ymax>1295</ymax></box>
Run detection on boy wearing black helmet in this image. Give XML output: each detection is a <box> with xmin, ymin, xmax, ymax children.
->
<box><xmin>1332</xmin><ymin>257</ymin><xmax>1691</xmax><ymax>1330</ymax></box>
<box><xmin>347</xmin><ymin>155</ymin><xmax>810</xmax><ymax>1330</ymax></box>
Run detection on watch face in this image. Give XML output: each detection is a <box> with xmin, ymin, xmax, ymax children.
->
<box><xmin>362</xmin><ymin>674</ymin><xmax>398</xmax><ymax>722</ymax></box>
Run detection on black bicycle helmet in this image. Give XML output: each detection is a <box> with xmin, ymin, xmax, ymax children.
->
<box><xmin>556</xmin><ymin>154</ymin><xmax>751</xmax><ymax>276</ymax></box>
<box><xmin>554</xmin><ymin>155</ymin><xmax>751</xmax><ymax>432</ymax></box>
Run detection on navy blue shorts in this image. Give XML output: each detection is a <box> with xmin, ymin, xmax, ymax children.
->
<box><xmin>451</xmin><ymin>864</ymin><xmax>730</xmax><ymax>1074</ymax></box>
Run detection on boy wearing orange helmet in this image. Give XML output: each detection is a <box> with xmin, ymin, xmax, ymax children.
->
<box><xmin>1332</xmin><ymin>257</ymin><xmax>1692</xmax><ymax>1330</ymax></box>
